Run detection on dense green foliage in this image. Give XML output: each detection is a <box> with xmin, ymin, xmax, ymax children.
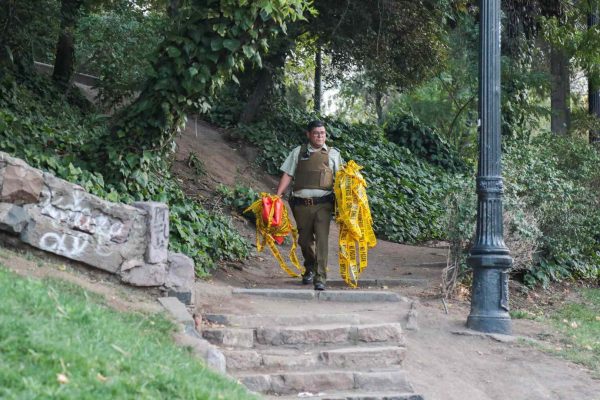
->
<box><xmin>504</xmin><ymin>135</ymin><xmax>600</xmax><ymax>285</ymax></box>
<box><xmin>76</xmin><ymin>7</ymin><xmax>167</xmax><ymax>107</ymax></box>
<box><xmin>384</xmin><ymin>113</ymin><xmax>467</xmax><ymax>172</ymax></box>
<box><xmin>0</xmin><ymin>72</ymin><xmax>249</xmax><ymax>274</ymax></box>
<box><xmin>0</xmin><ymin>267</ymin><xmax>258</xmax><ymax>399</ymax></box>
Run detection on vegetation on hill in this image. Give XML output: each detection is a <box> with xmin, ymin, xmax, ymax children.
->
<box><xmin>0</xmin><ymin>72</ymin><xmax>249</xmax><ymax>275</ymax></box>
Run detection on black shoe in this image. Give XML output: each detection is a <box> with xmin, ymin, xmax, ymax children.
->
<box><xmin>302</xmin><ymin>271</ymin><xmax>315</xmax><ymax>285</ymax></box>
<box><xmin>314</xmin><ymin>282</ymin><xmax>325</xmax><ymax>291</ymax></box>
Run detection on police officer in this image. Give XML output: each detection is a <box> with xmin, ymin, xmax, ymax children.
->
<box><xmin>276</xmin><ymin>120</ymin><xmax>344</xmax><ymax>290</ymax></box>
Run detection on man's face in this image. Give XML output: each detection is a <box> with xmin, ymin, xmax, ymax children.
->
<box><xmin>306</xmin><ymin>126</ymin><xmax>327</xmax><ymax>148</ymax></box>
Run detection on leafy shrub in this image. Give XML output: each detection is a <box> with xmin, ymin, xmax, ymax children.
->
<box><xmin>0</xmin><ymin>71</ymin><xmax>249</xmax><ymax>275</ymax></box>
<box><xmin>444</xmin><ymin>132</ymin><xmax>600</xmax><ymax>288</ymax></box>
<box><xmin>217</xmin><ymin>184</ymin><xmax>260</xmax><ymax>216</ymax></box>
<box><xmin>503</xmin><ymin>133</ymin><xmax>600</xmax><ymax>286</ymax></box>
<box><xmin>384</xmin><ymin>113</ymin><xmax>467</xmax><ymax>172</ymax></box>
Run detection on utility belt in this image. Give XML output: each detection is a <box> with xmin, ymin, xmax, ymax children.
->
<box><xmin>290</xmin><ymin>193</ymin><xmax>335</xmax><ymax>207</ymax></box>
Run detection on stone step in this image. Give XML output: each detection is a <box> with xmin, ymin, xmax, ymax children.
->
<box><xmin>202</xmin><ymin>322</ymin><xmax>404</xmax><ymax>348</ymax></box>
<box><xmin>232</xmin><ymin>288</ymin><xmax>403</xmax><ymax>302</ymax></box>
<box><xmin>224</xmin><ymin>345</ymin><xmax>407</xmax><ymax>371</ymax></box>
<box><xmin>255</xmin><ymin>323</ymin><xmax>404</xmax><ymax>347</ymax></box>
<box><xmin>236</xmin><ymin>369</ymin><xmax>414</xmax><ymax>395</ymax></box>
<box><xmin>284</xmin><ymin>278</ymin><xmax>429</xmax><ymax>288</ymax></box>
<box><xmin>201</xmin><ymin>327</ymin><xmax>254</xmax><ymax>348</ymax></box>
<box><xmin>264</xmin><ymin>392</ymin><xmax>424</xmax><ymax>400</ymax></box>
<box><xmin>204</xmin><ymin>312</ymin><xmax>360</xmax><ymax>328</ymax></box>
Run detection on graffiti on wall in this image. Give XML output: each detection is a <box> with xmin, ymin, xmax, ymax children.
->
<box><xmin>38</xmin><ymin>188</ymin><xmax>130</xmax><ymax>258</ymax></box>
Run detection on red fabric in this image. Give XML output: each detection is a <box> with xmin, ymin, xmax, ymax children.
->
<box><xmin>261</xmin><ymin>196</ymin><xmax>282</xmax><ymax>227</ymax></box>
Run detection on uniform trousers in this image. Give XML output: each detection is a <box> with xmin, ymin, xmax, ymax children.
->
<box><xmin>291</xmin><ymin>201</ymin><xmax>333</xmax><ymax>285</ymax></box>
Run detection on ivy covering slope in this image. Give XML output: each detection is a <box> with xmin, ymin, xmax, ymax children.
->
<box><xmin>0</xmin><ymin>72</ymin><xmax>249</xmax><ymax>275</ymax></box>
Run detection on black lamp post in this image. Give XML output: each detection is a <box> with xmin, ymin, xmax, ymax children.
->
<box><xmin>466</xmin><ymin>0</ymin><xmax>513</xmax><ymax>334</ymax></box>
<box><xmin>589</xmin><ymin>5</ymin><xmax>600</xmax><ymax>144</ymax></box>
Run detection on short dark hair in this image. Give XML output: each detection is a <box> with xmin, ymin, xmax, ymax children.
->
<box><xmin>306</xmin><ymin>120</ymin><xmax>324</xmax><ymax>132</ymax></box>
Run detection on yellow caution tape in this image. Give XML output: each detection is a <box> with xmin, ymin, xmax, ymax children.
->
<box><xmin>334</xmin><ymin>161</ymin><xmax>377</xmax><ymax>288</ymax></box>
<box><xmin>244</xmin><ymin>193</ymin><xmax>304</xmax><ymax>277</ymax></box>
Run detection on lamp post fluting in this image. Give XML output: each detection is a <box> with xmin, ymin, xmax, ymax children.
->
<box><xmin>466</xmin><ymin>0</ymin><xmax>513</xmax><ymax>334</ymax></box>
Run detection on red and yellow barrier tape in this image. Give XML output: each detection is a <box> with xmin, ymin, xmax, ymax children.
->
<box><xmin>334</xmin><ymin>161</ymin><xmax>377</xmax><ymax>287</ymax></box>
<box><xmin>244</xmin><ymin>193</ymin><xmax>304</xmax><ymax>277</ymax></box>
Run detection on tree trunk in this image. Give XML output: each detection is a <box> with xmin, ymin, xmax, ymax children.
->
<box><xmin>588</xmin><ymin>10</ymin><xmax>600</xmax><ymax>144</ymax></box>
<box><xmin>239</xmin><ymin>43</ymin><xmax>290</xmax><ymax>124</ymax></box>
<box><xmin>550</xmin><ymin>46</ymin><xmax>570</xmax><ymax>135</ymax></box>
<box><xmin>374</xmin><ymin>90</ymin><xmax>384</xmax><ymax>125</ymax></box>
<box><xmin>53</xmin><ymin>0</ymin><xmax>83</xmax><ymax>89</ymax></box>
<box><xmin>239</xmin><ymin>68</ymin><xmax>273</xmax><ymax>124</ymax></box>
<box><xmin>314</xmin><ymin>45</ymin><xmax>322</xmax><ymax>114</ymax></box>
<box><xmin>0</xmin><ymin>1</ymin><xmax>34</xmax><ymax>74</ymax></box>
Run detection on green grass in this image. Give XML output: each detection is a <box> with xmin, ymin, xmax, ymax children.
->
<box><xmin>509</xmin><ymin>309</ymin><xmax>537</xmax><ymax>320</ymax></box>
<box><xmin>0</xmin><ymin>267</ymin><xmax>257</xmax><ymax>400</ymax></box>
<box><xmin>547</xmin><ymin>288</ymin><xmax>600</xmax><ymax>376</ymax></box>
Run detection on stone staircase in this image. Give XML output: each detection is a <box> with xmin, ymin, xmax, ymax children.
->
<box><xmin>200</xmin><ymin>291</ymin><xmax>423</xmax><ymax>400</ymax></box>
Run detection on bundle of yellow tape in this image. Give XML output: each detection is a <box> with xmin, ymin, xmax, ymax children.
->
<box><xmin>334</xmin><ymin>160</ymin><xmax>377</xmax><ymax>287</ymax></box>
<box><xmin>244</xmin><ymin>193</ymin><xmax>305</xmax><ymax>278</ymax></box>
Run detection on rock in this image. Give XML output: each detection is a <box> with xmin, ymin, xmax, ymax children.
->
<box><xmin>120</xmin><ymin>259</ymin><xmax>167</xmax><ymax>286</ymax></box>
<box><xmin>202</xmin><ymin>328</ymin><xmax>255</xmax><ymax>348</ymax></box>
<box><xmin>164</xmin><ymin>252</ymin><xmax>195</xmax><ymax>304</ymax></box>
<box><xmin>0</xmin><ymin>164</ymin><xmax>43</xmax><ymax>204</ymax></box>
<box><xmin>20</xmin><ymin>173</ymin><xmax>148</xmax><ymax>274</ymax></box>
<box><xmin>158</xmin><ymin>297</ymin><xmax>194</xmax><ymax>327</ymax></box>
<box><xmin>320</xmin><ymin>346</ymin><xmax>406</xmax><ymax>368</ymax></box>
<box><xmin>206</xmin><ymin>347</ymin><xmax>227</xmax><ymax>373</ymax></box>
<box><xmin>406</xmin><ymin>301</ymin><xmax>419</xmax><ymax>331</ymax></box>
<box><xmin>354</xmin><ymin>370</ymin><xmax>413</xmax><ymax>392</ymax></box>
<box><xmin>165</xmin><ymin>252</ymin><xmax>195</xmax><ymax>287</ymax></box>
<box><xmin>133</xmin><ymin>202</ymin><xmax>169</xmax><ymax>264</ymax></box>
<box><xmin>269</xmin><ymin>371</ymin><xmax>355</xmax><ymax>394</ymax></box>
<box><xmin>0</xmin><ymin>203</ymin><xmax>29</xmax><ymax>233</ymax></box>
<box><xmin>238</xmin><ymin>374</ymin><xmax>271</xmax><ymax>393</ymax></box>
<box><xmin>355</xmin><ymin>323</ymin><xmax>403</xmax><ymax>343</ymax></box>
<box><xmin>256</xmin><ymin>325</ymin><xmax>351</xmax><ymax>346</ymax></box>
<box><xmin>223</xmin><ymin>350</ymin><xmax>262</xmax><ymax>370</ymax></box>
<box><xmin>173</xmin><ymin>332</ymin><xmax>226</xmax><ymax>373</ymax></box>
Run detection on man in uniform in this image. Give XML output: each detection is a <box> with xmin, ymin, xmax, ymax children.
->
<box><xmin>276</xmin><ymin>120</ymin><xmax>344</xmax><ymax>290</ymax></box>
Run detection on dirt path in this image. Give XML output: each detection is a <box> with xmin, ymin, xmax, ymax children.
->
<box><xmin>174</xmin><ymin>119</ymin><xmax>600</xmax><ymax>400</ymax></box>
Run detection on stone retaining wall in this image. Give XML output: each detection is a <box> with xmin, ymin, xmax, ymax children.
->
<box><xmin>0</xmin><ymin>151</ymin><xmax>194</xmax><ymax>303</ymax></box>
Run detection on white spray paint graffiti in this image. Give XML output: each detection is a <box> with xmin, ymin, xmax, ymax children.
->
<box><xmin>38</xmin><ymin>188</ymin><xmax>128</xmax><ymax>258</ymax></box>
<box><xmin>151</xmin><ymin>207</ymin><xmax>169</xmax><ymax>249</ymax></box>
<box><xmin>39</xmin><ymin>232</ymin><xmax>89</xmax><ymax>258</ymax></box>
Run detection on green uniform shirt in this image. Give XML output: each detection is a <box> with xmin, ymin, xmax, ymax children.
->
<box><xmin>280</xmin><ymin>144</ymin><xmax>344</xmax><ymax>198</ymax></box>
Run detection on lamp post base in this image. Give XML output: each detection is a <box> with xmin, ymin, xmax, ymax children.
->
<box><xmin>467</xmin><ymin>259</ymin><xmax>512</xmax><ymax>335</ymax></box>
<box><xmin>467</xmin><ymin>314</ymin><xmax>512</xmax><ymax>334</ymax></box>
